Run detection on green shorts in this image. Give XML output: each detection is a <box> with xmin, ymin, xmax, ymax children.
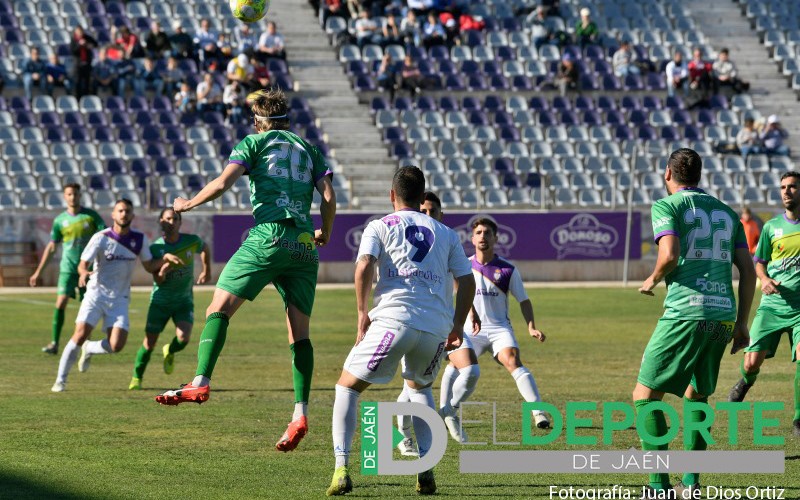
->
<box><xmin>145</xmin><ymin>300</ymin><xmax>195</xmax><ymax>334</ymax></box>
<box><xmin>57</xmin><ymin>272</ymin><xmax>84</xmax><ymax>300</ymax></box>
<box><xmin>215</xmin><ymin>221</ymin><xmax>319</xmax><ymax>316</ymax></box>
<box><xmin>638</xmin><ymin>318</ymin><xmax>735</xmax><ymax>396</ymax></box>
<box><xmin>745</xmin><ymin>308</ymin><xmax>800</xmax><ymax>362</ymax></box>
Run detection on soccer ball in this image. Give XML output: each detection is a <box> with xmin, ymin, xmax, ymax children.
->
<box><xmin>229</xmin><ymin>0</ymin><xmax>270</xmax><ymax>23</ymax></box>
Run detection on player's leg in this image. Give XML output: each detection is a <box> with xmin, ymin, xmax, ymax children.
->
<box><xmin>275</xmin><ymin>302</ymin><xmax>314</xmax><ymax>452</ymax></box>
<box><xmin>792</xmin><ymin>328</ymin><xmax>800</xmax><ymax>436</ymax></box>
<box><xmin>438</xmin><ymin>342</ymin><xmax>480</xmax><ymax>443</ymax></box>
<box><xmin>729</xmin><ymin>310</ymin><xmax>781</xmax><ymax>402</ymax></box>
<box><xmin>163</xmin><ymin>317</ymin><xmax>193</xmax><ymax>376</ymax></box>
<box><xmin>631</xmin><ymin>383</ymin><xmax>670</xmax><ymax>491</ymax></box>
<box><xmin>496</xmin><ymin>343</ymin><xmax>548</xmax><ymax>428</ymax></box>
<box><xmin>328</xmin><ymin>371</ymin><xmax>371</xmax><ymax>496</ymax></box>
<box><xmin>53</xmin><ymin>322</ymin><xmax>94</xmax><ymax>391</ymax></box>
<box><xmin>728</xmin><ymin>351</ymin><xmax>768</xmax><ymax>402</ymax></box>
<box><xmin>394</xmin><ymin>373</ymin><xmax>419</xmax><ymax>456</ymax></box>
<box><xmin>131</xmin><ymin>332</ymin><xmax>160</xmax><ymax>390</ymax></box>
<box><xmin>79</xmin><ymin>298</ymin><xmax>130</xmax><ymax>370</ymax></box>
<box><xmin>45</xmin><ymin>271</ymin><xmax>78</xmax><ymax>353</ymax></box>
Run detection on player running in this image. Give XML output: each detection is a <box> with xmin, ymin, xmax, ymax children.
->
<box><xmin>154</xmin><ymin>89</ymin><xmax>336</xmax><ymax>454</ymax></box>
<box><xmin>635</xmin><ymin>149</ymin><xmax>755</xmax><ymax>495</ymax></box>
<box><xmin>129</xmin><ymin>208</ymin><xmax>211</xmax><ymax>390</ymax></box>
<box><xmin>728</xmin><ymin>171</ymin><xmax>800</xmax><ymax>436</ymax></box>
<box><xmin>51</xmin><ymin>199</ymin><xmax>180</xmax><ymax>392</ymax></box>
<box><xmin>326</xmin><ymin>167</ymin><xmax>475</xmax><ymax>496</ymax></box>
<box><xmin>30</xmin><ymin>183</ymin><xmax>105</xmax><ymax>354</ymax></box>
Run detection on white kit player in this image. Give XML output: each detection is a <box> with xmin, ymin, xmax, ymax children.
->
<box><xmin>51</xmin><ymin>199</ymin><xmax>180</xmax><ymax>392</ymax></box>
<box><xmin>326</xmin><ymin>167</ymin><xmax>476</xmax><ymax>497</ymax></box>
<box><xmin>438</xmin><ymin>217</ymin><xmax>550</xmax><ymax>443</ymax></box>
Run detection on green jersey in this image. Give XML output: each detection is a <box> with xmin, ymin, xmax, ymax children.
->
<box><xmin>50</xmin><ymin>208</ymin><xmax>106</xmax><ymax>274</ymax></box>
<box><xmin>227</xmin><ymin>130</ymin><xmax>332</xmax><ymax>231</ymax></box>
<box><xmin>651</xmin><ymin>187</ymin><xmax>748</xmax><ymax>321</ymax></box>
<box><xmin>149</xmin><ymin>234</ymin><xmax>205</xmax><ymax>305</ymax></box>
<box><xmin>754</xmin><ymin>214</ymin><xmax>800</xmax><ymax>313</ymax></box>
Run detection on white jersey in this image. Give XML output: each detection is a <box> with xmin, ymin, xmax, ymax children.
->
<box><xmin>81</xmin><ymin>228</ymin><xmax>152</xmax><ymax>299</ymax></box>
<box><xmin>358</xmin><ymin>209</ymin><xmax>472</xmax><ymax>338</ymax></box>
<box><xmin>464</xmin><ymin>255</ymin><xmax>528</xmax><ymax>332</ymax></box>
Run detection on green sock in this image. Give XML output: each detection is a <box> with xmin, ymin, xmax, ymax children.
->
<box><xmin>168</xmin><ymin>336</ymin><xmax>189</xmax><ymax>354</ymax></box>
<box><xmin>52</xmin><ymin>308</ymin><xmax>65</xmax><ymax>344</ymax></box>
<box><xmin>794</xmin><ymin>363</ymin><xmax>800</xmax><ymax>421</ymax></box>
<box><xmin>634</xmin><ymin>399</ymin><xmax>671</xmax><ymax>490</ymax></box>
<box><xmin>740</xmin><ymin>359</ymin><xmax>759</xmax><ymax>385</ymax></box>
<box><xmin>133</xmin><ymin>345</ymin><xmax>153</xmax><ymax>379</ymax></box>
<box><xmin>195</xmin><ymin>312</ymin><xmax>229</xmax><ymax>378</ymax></box>
<box><xmin>682</xmin><ymin>396</ymin><xmax>709</xmax><ymax>487</ymax></box>
<box><xmin>290</xmin><ymin>339</ymin><xmax>314</xmax><ymax>403</ymax></box>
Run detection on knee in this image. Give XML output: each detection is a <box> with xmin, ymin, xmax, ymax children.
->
<box><xmin>503</xmin><ymin>357</ymin><xmax>522</xmax><ymax>372</ymax></box>
<box><xmin>743</xmin><ymin>356</ymin><xmax>762</xmax><ymax>372</ymax></box>
<box><xmin>464</xmin><ymin>363</ymin><xmax>480</xmax><ymax>382</ymax></box>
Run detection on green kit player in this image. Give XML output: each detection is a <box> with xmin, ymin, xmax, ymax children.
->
<box><xmin>29</xmin><ymin>183</ymin><xmax>106</xmax><ymax>354</ymax></box>
<box><xmin>155</xmin><ymin>89</ymin><xmax>337</xmax><ymax>453</ymax></box>
<box><xmin>635</xmin><ymin>149</ymin><xmax>756</xmax><ymax>495</ymax></box>
<box><xmin>129</xmin><ymin>208</ymin><xmax>211</xmax><ymax>390</ymax></box>
<box><xmin>728</xmin><ymin>171</ymin><xmax>800</xmax><ymax>436</ymax></box>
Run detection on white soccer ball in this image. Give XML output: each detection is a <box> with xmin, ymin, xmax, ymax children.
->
<box><xmin>229</xmin><ymin>0</ymin><xmax>271</xmax><ymax>23</ymax></box>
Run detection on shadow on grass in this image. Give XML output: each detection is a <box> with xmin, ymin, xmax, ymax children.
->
<box><xmin>0</xmin><ymin>472</ymin><xmax>96</xmax><ymax>500</ymax></box>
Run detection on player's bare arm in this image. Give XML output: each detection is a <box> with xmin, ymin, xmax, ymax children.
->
<box><xmin>77</xmin><ymin>259</ymin><xmax>92</xmax><ymax>288</ymax></box>
<box><xmin>731</xmin><ymin>247</ymin><xmax>757</xmax><ymax>354</ymax></box>
<box><xmin>173</xmin><ymin>163</ymin><xmax>246</xmax><ymax>212</ymax></box>
<box><xmin>519</xmin><ymin>299</ymin><xmax>545</xmax><ymax>342</ymax></box>
<box><xmin>454</xmin><ymin>276</ymin><xmax>481</xmax><ymax>334</ymax></box>
<box><xmin>639</xmin><ymin>234</ymin><xmax>680</xmax><ymax>296</ymax></box>
<box><xmin>197</xmin><ymin>244</ymin><xmax>212</xmax><ymax>284</ymax></box>
<box><xmin>354</xmin><ymin>254</ymin><xmax>376</xmax><ymax>345</ymax></box>
<box><xmin>448</xmin><ymin>273</ymin><xmax>476</xmax><ymax>350</ymax></box>
<box><xmin>141</xmin><ymin>253</ymin><xmax>183</xmax><ymax>274</ymax></box>
<box><xmin>29</xmin><ymin>240</ymin><xmax>58</xmax><ymax>287</ymax></box>
<box><xmin>315</xmin><ymin>175</ymin><xmax>336</xmax><ymax>247</ymax></box>
<box><xmin>756</xmin><ymin>261</ymin><xmax>780</xmax><ymax>295</ymax></box>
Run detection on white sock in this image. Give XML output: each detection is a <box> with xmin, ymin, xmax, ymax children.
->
<box><xmin>84</xmin><ymin>338</ymin><xmax>112</xmax><ymax>354</ymax></box>
<box><xmin>396</xmin><ymin>385</ymin><xmax>413</xmax><ymax>439</ymax></box>
<box><xmin>192</xmin><ymin>375</ymin><xmax>210</xmax><ymax>387</ymax></box>
<box><xmin>56</xmin><ymin>340</ymin><xmax>80</xmax><ymax>383</ymax></box>
<box><xmin>450</xmin><ymin>364</ymin><xmax>480</xmax><ymax>409</ymax></box>
<box><xmin>293</xmin><ymin>402</ymin><xmax>308</xmax><ymax>421</ymax></box>
<box><xmin>406</xmin><ymin>386</ymin><xmax>435</xmax><ymax>457</ymax></box>
<box><xmin>332</xmin><ymin>384</ymin><xmax>360</xmax><ymax>468</ymax></box>
<box><xmin>511</xmin><ymin>366</ymin><xmax>541</xmax><ymax>404</ymax></box>
<box><xmin>438</xmin><ymin>363</ymin><xmax>458</xmax><ymax>413</ymax></box>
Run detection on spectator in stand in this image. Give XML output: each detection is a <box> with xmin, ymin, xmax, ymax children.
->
<box><xmin>347</xmin><ymin>0</ymin><xmax>366</xmax><ymax>19</ymax></box>
<box><xmin>407</xmin><ymin>0</ymin><xmax>433</xmax><ymax>17</ymax></box>
<box><xmin>320</xmin><ymin>0</ymin><xmax>349</xmax><ymax>28</ymax></box>
<box><xmin>227</xmin><ymin>54</ymin><xmax>255</xmax><ymax>90</ymax></box>
<box><xmin>70</xmin><ymin>26</ymin><xmax>97</xmax><ymax>99</ymax></box>
<box><xmin>223</xmin><ymin>79</ymin><xmax>245</xmax><ymax>124</ymax></box>
<box><xmin>422</xmin><ymin>11</ymin><xmax>447</xmax><ymax>49</ymax></box>
<box><xmin>258</xmin><ymin>21</ymin><xmax>287</xmax><ymax>60</ymax></box>
<box><xmin>22</xmin><ymin>47</ymin><xmax>47</xmax><ymax>101</ymax></box>
<box><xmin>112</xmin><ymin>25</ymin><xmax>145</xmax><ymax>60</ymax></box>
<box><xmin>217</xmin><ymin>32</ymin><xmax>235</xmax><ymax>62</ymax></box>
<box><xmin>713</xmin><ymin>48</ymin><xmax>749</xmax><ymax>94</ymax></box>
<box><xmin>740</xmin><ymin>207</ymin><xmax>761</xmax><ymax>257</ymax></box>
<box><xmin>687</xmin><ymin>47</ymin><xmax>712</xmax><ymax>96</ymax></box>
<box><xmin>161</xmin><ymin>57</ymin><xmax>185</xmax><ymax>95</ymax></box>
<box><xmin>252</xmin><ymin>58</ymin><xmax>271</xmax><ymax>89</ymax></box>
<box><xmin>114</xmin><ymin>57</ymin><xmax>137</xmax><ymax>96</ymax></box>
<box><xmin>528</xmin><ymin>7</ymin><xmax>555</xmax><ymax>49</ymax></box>
<box><xmin>556</xmin><ymin>53</ymin><xmax>579</xmax><ymax>96</ymax></box>
<box><xmin>145</xmin><ymin>21</ymin><xmax>170</xmax><ymax>59</ymax></box>
<box><xmin>541</xmin><ymin>0</ymin><xmax>560</xmax><ymax>17</ymax></box>
<box><xmin>612</xmin><ymin>39</ymin><xmax>640</xmax><ymax>77</ymax></box>
<box><xmin>354</xmin><ymin>11</ymin><xmax>382</xmax><ymax>48</ymax></box>
<box><xmin>760</xmin><ymin>115</ymin><xmax>791</xmax><ymax>157</ymax></box>
<box><xmin>133</xmin><ymin>58</ymin><xmax>164</xmax><ymax>96</ymax></box>
<box><xmin>574</xmin><ymin>8</ymin><xmax>598</xmax><ymax>48</ymax></box>
<box><xmin>665</xmin><ymin>51</ymin><xmax>688</xmax><ymax>97</ymax></box>
<box><xmin>196</xmin><ymin>72</ymin><xmax>224</xmax><ymax>113</ymax></box>
<box><xmin>376</xmin><ymin>52</ymin><xmax>398</xmax><ymax>99</ymax></box>
<box><xmin>92</xmin><ymin>48</ymin><xmax>117</xmax><ymax>95</ymax></box>
<box><xmin>233</xmin><ymin>23</ymin><xmax>260</xmax><ymax>58</ymax></box>
<box><xmin>400</xmin><ymin>10</ymin><xmax>422</xmax><ymax>47</ymax></box>
<box><xmin>736</xmin><ymin>118</ymin><xmax>760</xmax><ymax>157</ymax></box>
<box><xmin>382</xmin><ymin>14</ymin><xmax>402</xmax><ymax>46</ymax></box>
<box><xmin>45</xmin><ymin>54</ymin><xmax>71</xmax><ymax>95</ymax></box>
<box><xmin>174</xmin><ymin>82</ymin><xmax>195</xmax><ymax>112</ymax></box>
<box><xmin>400</xmin><ymin>53</ymin><xmax>433</xmax><ymax>96</ymax></box>
<box><xmin>195</xmin><ymin>18</ymin><xmax>220</xmax><ymax>66</ymax></box>
<box><xmin>439</xmin><ymin>11</ymin><xmax>460</xmax><ymax>46</ymax></box>
<box><xmin>169</xmin><ymin>22</ymin><xmax>195</xmax><ymax>60</ymax></box>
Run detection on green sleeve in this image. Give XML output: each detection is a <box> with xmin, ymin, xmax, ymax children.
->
<box><xmin>194</xmin><ymin>235</ymin><xmax>205</xmax><ymax>253</ymax></box>
<box><xmin>310</xmin><ymin>145</ymin><xmax>332</xmax><ymax>185</ymax></box>
<box><xmin>650</xmin><ymin>200</ymin><xmax>677</xmax><ymax>243</ymax></box>
<box><xmin>91</xmin><ymin>210</ymin><xmax>106</xmax><ymax>231</ymax></box>
<box><xmin>754</xmin><ymin>223</ymin><xmax>772</xmax><ymax>264</ymax></box>
<box><xmin>50</xmin><ymin>219</ymin><xmax>62</xmax><ymax>243</ymax></box>
<box><xmin>228</xmin><ymin>136</ymin><xmax>255</xmax><ymax>174</ymax></box>
<box><xmin>732</xmin><ymin>219</ymin><xmax>748</xmax><ymax>249</ymax></box>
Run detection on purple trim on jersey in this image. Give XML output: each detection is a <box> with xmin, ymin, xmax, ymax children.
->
<box><xmin>103</xmin><ymin>228</ymin><xmax>144</xmax><ymax>256</ymax></box>
<box><xmin>753</xmin><ymin>256</ymin><xmax>768</xmax><ymax>264</ymax></box>
<box><xmin>367</xmin><ymin>331</ymin><xmax>396</xmax><ymax>371</ymax></box>
<box><xmin>472</xmin><ymin>256</ymin><xmax>514</xmax><ymax>295</ymax></box>
<box><xmin>735</xmin><ymin>242</ymin><xmax>749</xmax><ymax>249</ymax></box>
<box><xmin>783</xmin><ymin>214</ymin><xmax>800</xmax><ymax>225</ymax></box>
<box><xmin>313</xmin><ymin>168</ymin><xmax>333</xmax><ymax>183</ymax></box>
<box><xmin>228</xmin><ymin>159</ymin><xmax>250</xmax><ymax>173</ymax></box>
<box><xmin>676</xmin><ymin>187</ymin><xmax>706</xmax><ymax>193</ymax></box>
<box><xmin>382</xmin><ymin>215</ymin><xmax>401</xmax><ymax>227</ymax></box>
<box><xmin>654</xmin><ymin>230</ymin><xmax>678</xmax><ymax>243</ymax></box>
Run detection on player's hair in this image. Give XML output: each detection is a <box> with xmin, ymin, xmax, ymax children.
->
<box><xmin>159</xmin><ymin>207</ymin><xmax>181</xmax><ymax>221</ymax></box>
<box><xmin>392</xmin><ymin>166</ymin><xmax>426</xmax><ymax>205</ymax></box>
<box><xmin>780</xmin><ymin>171</ymin><xmax>800</xmax><ymax>182</ymax></box>
<box><xmin>63</xmin><ymin>183</ymin><xmax>81</xmax><ymax>192</ymax></box>
<box><xmin>247</xmin><ymin>89</ymin><xmax>289</xmax><ymax>132</ymax></box>
<box><xmin>422</xmin><ymin>191</ymin><xmax>441</xmax><ymax>208</ymax></box>
<box><xmin>471</xmin><ymin>217</ymin><xmax>498</xmax><ymax>236</ymax></box>
<box><xmin>114</xmin><ymin>198</ymin><xmax>134</xmax><ymax>209</ymax></box>
<box><xmin>667</xmin><ymin>148</ymin><xmax>702</xmax><ymax>186</ymax></box>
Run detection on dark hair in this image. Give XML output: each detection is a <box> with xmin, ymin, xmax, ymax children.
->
<box><xmin>780</xmin><ymin>171</ymin><xmax>800</xmax><ymax>182</ymax></box>
<box><xmin>63</xmin><ymin>183</ymin><xmax>81</xmax><ymax>192</ymax></box>
<box><xmin>471</xmin><ymin>217</ymin><xmax>498</xmax><ymax>236</ymax></box>
<box><xmin>422</xmin><ymin>191</ymin><xmax>441</xmax><ymax>208</ymax></box>
<box><xmin>247</xmin><ymin>88</ymin><xmax>289</xmax><ymax>131</ymax></box>
<box><xmin>115</xmin><ymin>198</ymin><xmax>133</xmax><ymax>209</ymax></box>
<box><xmin>720</xmin><ymin>48</ymin><xmax>729</xmax><ymax>55</ymax></box>
<box><xmin>667</xmin><ymin>148</ymin><xmax>702</xmax><ymax>186</ymax></box>
<box><xmin>392</xmin><ymin>166</ymin><xmax>425</xmax><ymax>205</ymax></box>
<box><xmin>159</xmin><ymin>207</ymin><xmax>181</xmax><ymax>221</ymax></box>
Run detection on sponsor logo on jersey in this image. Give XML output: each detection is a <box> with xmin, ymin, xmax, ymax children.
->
<box><xmin>104</xmin><ymin>251</ymin><xmax>136</xmax><ymax>262</ymax></box>
<box><xmin>493</xmin><ymin>269</ymin><xmax>502</xmax><ymax>281</ymax></box>
<box><xmin>652</xmin><ymin>216</ymin><xmax>672</xmax><ymax>230</ymax></box>
<box><xmin>476</xmin><ymin>288</ymin><xmax>499</xmax><ymax>296</ymax></box>
<box><xmin>385</xmin><ymin>266</ymin><xmax>443</xmax><ymax>284</ymax></box>
<box><xmin>549</xmin><ymin>214</ymin><xmax>619</xmax><ymax>260</ymax></box>
<box><xmin>775</xmin><ymin>229</ymin><xmax>784</xmax><ymax>238</ymax></box>
<box><xmin>688</xmin><ymin>295</ymin><xmax>732</xmax><ymax>309</ymax></box>
<box><xmin>367</xmin><ymin>331</ymin><xmax>395</xmax><ymax>371</ymax></box>
<box><xmin>695</xmin><ymin>278</ymin><xmax>728</xmax><ymax>294</ymax></box>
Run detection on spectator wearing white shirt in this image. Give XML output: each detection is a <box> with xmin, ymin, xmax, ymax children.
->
<box><xmin>257</xmin><ymin>21</ymin><xmax>286</xmax><ymax>60</ymax></box>
<box><xmin>196</xmin><ymin>72</ymin><xmax>224</xmax><ymax>113</ymax></box>
<box><xmin>612</xmin><ymin>40</ymin><xmax>639</xmax><ymax>77</ymax></box>
<box><xmin>665</xmin><ymin>51</ymin><xmax>688</xmax><ymax>97</ymax></box>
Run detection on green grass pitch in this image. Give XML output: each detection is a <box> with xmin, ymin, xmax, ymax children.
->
<box><xmin>0</xmin><ymin>287</ymin><xmax>797</xmax><ymax>499</ymax></box>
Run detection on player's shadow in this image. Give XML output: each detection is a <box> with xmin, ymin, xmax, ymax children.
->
<box><xmin>0</xmin><ymin>472</ymin><xmax>92</xmax><ymax>500</ymax></box>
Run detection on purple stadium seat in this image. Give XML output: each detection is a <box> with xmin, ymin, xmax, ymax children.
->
<box><xmin>538</xmin><ymin>110</ymin><xmax>557</xmax><ymax>126</ymax></box>
<box><xmin>596</xmin><ymin>95</ymin><xmax>616</xmax><ymax>110</ymax></box>
<box><xmin>493</xmin><ymin>157</ymin><xmax>514</xmax><ymax>172</ymax></box>
<box><xmin>584</xmin><ymin>45</ymin><xmax>604</xmax><ymax>60</ymax></box>
<box><xmin>552</xmin><ymin>96</ymin><xmax>571</xmax><ymax>110</ymax></box>
<box><xmin>134</xmin><ymin>17</ymin><xmax>150</xmax><ymax>32</ymax></box>
<box><xmin>624</xmin><ymin>74</ymin><xmax>644</xmax><ymax>91</ymax></box>
<box><xmin>4</xmin><ymin>28</ymin><xmax>22</xmax><ymax>43</ymax></box>
<box><xmin>110</xmin><ymin>111</ymin><xmax>131</xmax><ymax>126</ymax></box>
<box><xmin>106</xmin><ymin>158</ymin><xmax>127</xmax><ymax>175</ymax></box>
<box><xmin>602</xmin><ymin>74</ymin><xmax>622</xmax><ymax>91</ymax></box>
<box><xmin>416</xmin><ymin>96</ymin><xmax>436</xmax><ymax>111</ymax></box>
<box><xmin>86</xmin><ymin>112</ymin><xmax>107</xmax><ymax>126</ymax></box>
<box><xmin>210</xmin><ymin>126</ymin><xmax>232</xmax><ymax>142</ymax></box>
<box><xmin>353</xmin><ymin>75</ymin><xmax>375</xmax><ymax>91</ymax></box>
<box><xmin>290</xmin><ymin>97</ymin><xmax>309</xmax><ymax>111</ymax></box>
<box><xmin>369</xmin><ymin>96</ymin><xmax>388</xmax><ymax>115</ymax></box>
<box><xmin>499</xmin><ymin>125</ymin><xmax>520</xmax><ymax>141</ymax></box>
<box><xmin>171</xmin><ymin>142</ymin><xmax>191</xmax><ymax>158</ymax></box>
<box><xmin>163</xmin><ymin>127</ymin><xmax>184</xmax><ymax>142</ymax></box>
<box><xmin>128</xmin><ymin>96</ymin><xmax>149</xmax><ymax>112</ymax></box>
<box><xmin>10</xmin><ymin>96</ymin><xmax>29</xmax><ymax>111</ymax></box>
<box><xmin>462</xmin><ymin>30</ymin><xmax>484</xmax><ymax>47</ymax></box>
<box><xmin>467</xmin><ymin>75</ymin><xmax>488</xmax><ymax>91</ymax></box>
<box><xmin>57</xmin><ymin>45</ymin><xmax>71</xmax><ymax>57</ymax></box>
<box><xmin>438</xmin><ymin>60</ymin><xmax>457</xmax><ymax>75</ymax></box>
<box><xmin>494</xmin><ymin>46</ymin><xmax>514</xmax><ymax>61</ymax></box>
<box><xmin>708</xmin><ymin>95</ymin><xmax>728</xmax><ymax>109</ymax></box>
<box><xmin>407</xmin><ymin>45</ymin><xmax>427</xmax><ymax>60</ymax></box>
<box><xmin>501</xmin><ymin>17</ymin><xmax>521</xmax><ymax>32</ymax></box>
<box><xmin>628</xmin><ymin>109</ymin><xmax>648</xmax><ymax>125</ymax></box>
<box><xmin>95</xmin><ymin>29</ymin><xmax>112</xmax><ymax>45</ymax></box>
<box><xmin>439</xmin><ymin>96</ymin><xmax>459</xmax><ymax>111</ymax></box>
<box><xmin>620</xmin><ymin>96</ymin><xmax>640</xmax><ymax>111</ymax></box>
<box><xmin>346</xmin><ymin>60</ymin><xmax>367</xmax><ymax>75</ymax></box>
<box><xmin>158</xmin><ymin>112</ymin><xmax>178</xmax><ymax>126</ymax></box>
<box><xmin>153</xmin><ymin>157</ymin><xmax>173</xmax><ymax>174</ymax></box>
<box><xmin>94</xmin><ymin>127</ymin><xmax>114</xmax><ymax>142</ymax></box>
<box><xmin>582</xmin><ymin>110</ymin><xmax>602</xmax><ymax>125</ymax></box>
<box><xmin>482</xmin><ymin>60</ymin><xmax>501</xmax><ymax>76</ymax></box>
<box><xmin>105</xmin><ymin>97</ymin><xmax>124</xmax><ymax>113</ymax></box>
<box><xmin>484</xmin><ymin>95</ymin><xmax>503</xmax><ymax>112</ymax></box>
<box><xmin>488</xmin><ymin>75</ymin><xmax>509</xmax><ymax>90</ymax></box>
<box><xmin>460</xmin><ymin>60</ymin><xmax>479</xmax><ymax>75</ymax></box>
<box><xmin>235</xmin><ymin>125</ymin><xmax>250</xmax><ymax>140</ymax></box>
<box><xmin>394</xmin><ymin>97</ymin><xmax>413</xmax><ymax>111</ymax></box>
<box><xmin>146</xmin><ymin>143</ymin><xmax>166</xmax><ymax>158</ymax></box>
<box><xmin>660</xmin><ymin>126</ymin><xmax>680</xmax><ymax>141</ymax></box>
<box><xmin>178</xmin><ymin>59</ymin><xmax>198</xmax><ymax>74</ymax></box>
<box><xmin>575</xmin><ymin>96</ymin><xmax>595</xmax><ymax>110</ymax></box>
<box><xmin>202</xmin><ymin>112</ymin><xmax>225</xmax><ymax>125</ymax></box>
<box><xmin>697</xmin><ymin>109</ymin><xmax>716</xmax><ymax>125</ymax></box>
<box><xmin>383</xmin><ymin>126</ymin><xmax>404</xmax><ymax>143</ymax></box>
<box><xmin>268</xmin><ymin>59</ymin><xmax>288</xmax><ymax>74</ymax></box>
<box><xmin>274</xmin><ymin>74</ymin><xmax>294</xmax><ymax>91</ymax></box>
<box><xmin>391</xmin><ymin>141</ymin><xmax>412</xmax><ymax>158</ymax></box>
<box><xmin>0</xmin><ymin>1</ymin><xmax>11</xmax><ymax>14</ymax></box>
<box><xmin>528</xmin><ymin>96</ymin><xmax>549</xmax><ymax>111</ymax></box>
<box><xmin>118</xmin><ymin>126</ymin><xmax>138</xmax><ymax>142</ymax></box>
<box><xmin>141</xmin><ymin>127</ymin><xmax>160</xmax><ymax>142</ymax></box>
<box><xmin>38</xmin><ymin>112</ymin><xmax>60</xmax><ymax>127</ymax></box>
<box><xmin>105</xmin><ymin>1</ymin><xmax>124</xmax><ymax>15</ymax></box>
<box><xmin>646</xmin><ymin>73</ymin><xmax>666</xmax><ymax>91</ymax></box>
<box><xmin>130</xmin><ymin>158</ymin><xmax>151</xmax><ymax>176</ymax></box>
<box><xmin>0</xmin><ymin>14</ymin><xmax>17</xmax><ymax>28</ymax></box>
<box><xmin>563</xmin><ymin>45</ymin><xmax>582</xmax><ymax>60</ymax></box>
<box><xmin>665</xmin><ymin>96</ymin><xmax>685</xmax><ymax>109</ymax></box>
<box><xmin>525</xmin><ymin>173</ymin><xmax>542</xmax><ymax>188</ymax></box>
<box><xmin>494</xmin><ymin>110</ymin><xmax>512</xmax><ymax>126</ymax></box>
<box><xmin>46</xmin><ymin>127</ymin><xmax>67</xmax><ymax>142</ymax></box>
<box><xmin>179</xmin><ymin>113</ymin><xmax>198</xmax><ymax>126</ymax></box>
<box><xmin>605</xmin><ymin>109</ymin><xmax>625</xmax><ymax>125</ymax></box>
<box><xmin>186</xmin><ymin>174</ymin><xmax>205</xmax><ymax>191</ymax></box>
<box><xmin>614</xmin><ymin>125</ymin><xmax>634</xmax><ymax>141</ymax></box>
<box><xmin>461</xmin><ymin>96</ymin><xmax>481</xmax><ymax>111</ymax></box>
<box><xmin>642</xmin><ymin>96</ymin><xmax>662</xmax><ymax>110</ymax></box>
<box><xmin>468</xmin><ymin>110</ymin><xmax>489</xmax><ymax>126</ymax></box>
<box><xmin>428</xmin><ymin>45</ymin><xmax>449</xmax><ymax>60</ymax></box>
<box><xmin>671</xmin><ymin>110</ymin><xmax>693</xmax><ymax>125</ymax></box>
<box><xmin>683</xmin><ymin>125</ymin><xmax>703</xmax><ymax>141</ymax></box>
<box><xmin>637</xmin><ymin>125</ymin><xmax>658</xmax><ymax>141</ymax></box>
<box><xmin>444</xmin><ymin>75</ymin><xmax>466</xmax><ymax>91</ymax></box>
<box><xmin>560</xmin><ymin>110</ymin><xmax>579</xmax><ymax>126</ymax></box>
<box><xmin>132</xmin><ymin>111</ymin><xmax>152</xmax><ymax>126</ymax></box>
<box><xmin>502</xmin><ymin>172</ymin><xmax>521</xmax><ymax>188</ymax></box>
<box><xmin>88</xmin><ymin>174</ymin><xmax>109</xmax><ymax>190</ymax></box>
<box><xmin>512</xmin><ymin>75</ymin><xmax>533</xmax><ymax>90</ymax></box>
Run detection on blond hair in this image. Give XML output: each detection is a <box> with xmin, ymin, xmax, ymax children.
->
<box><xmin>247</xmin><ymin>89</ymin><xmax>290</xmax><ymax>132</ymax></box>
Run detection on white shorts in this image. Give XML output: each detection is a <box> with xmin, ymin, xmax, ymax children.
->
<box><xmin>76</xmin><ymin>290</ymin><xmax>130</xmax><ymax>331</ymax></box>
<box><xmin>451</xmin><ymin>327</ymin><xmax>519</xmax><ymax>359</ymax></box>
<box><xmin>343</xmin><ymin>319</ymin><xmax>447</xmax><ymax>386</ymax></box>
